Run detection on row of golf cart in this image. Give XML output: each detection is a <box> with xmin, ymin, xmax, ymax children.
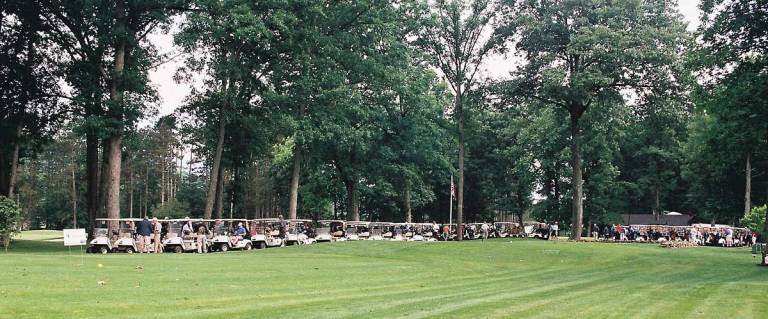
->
<box><xmin>88</xmin><ymin>218</ymin><xmax>312</xmax><ymax>254</ymax></box>
<box><xmin>88</xmin><ymin>218</ymin><xmax>548</xmax><ymax>254</ymax></box>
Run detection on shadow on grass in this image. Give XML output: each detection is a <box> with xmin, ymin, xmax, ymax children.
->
<box><xmin>5</xmin><ymin>238</ymin><xmax>70</xmax><ymax>254</ymax></box>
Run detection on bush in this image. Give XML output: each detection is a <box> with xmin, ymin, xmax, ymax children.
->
<box><xmin>0</xmin><ymin>196</ymin><xmax>23</xmax><ymax>252</ymax></box>
<box><xmin>740</xmin><ymin>205</ymin><xmax>766</xmax><ymax>233</ymax></box>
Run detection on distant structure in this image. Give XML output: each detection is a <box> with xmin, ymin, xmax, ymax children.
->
<box><xmin>621</xmin><ymin>212</ymin><xmax>693</xmax><ymax>226</ymax></box>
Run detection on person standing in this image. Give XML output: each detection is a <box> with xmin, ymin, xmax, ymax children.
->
<box><xmin>137</xmin><ymin>217</ymin><xmax>153</xmax><ymax>253</ymax></box>
<box><xmin>481</xmin><ymin>223</ymin><xmax>489</xmax><ymax>241</ymax></box>
<box><xmin>152</xmin><ymin>217</ymin><xmax>163</xmax><ymax>253</ymax></box>
<box><xmin>197</xmin><ymin>224</ymin><xmax>208</xmax><ymax>253</ymax></box>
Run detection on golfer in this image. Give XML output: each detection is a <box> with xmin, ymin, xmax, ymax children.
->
<box><xmin>137</xmin><ymin>216</ymin><xmax>153</xmax><ymax>253</ymax></box>
<box><xmin>481</xmin><ymin>223</ymin><xmax>489</xmax><ymax>241</ymax></box>
<box><xmin>152</xmin><ymin>217</ymin><xmax>162</xmax><ymax>253</ymax></box>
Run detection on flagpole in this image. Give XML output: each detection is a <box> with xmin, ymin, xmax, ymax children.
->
<box><xmin>449</xmin><ymin>175</ymin><xmax>453</xmax><ymax>226</ymax></box>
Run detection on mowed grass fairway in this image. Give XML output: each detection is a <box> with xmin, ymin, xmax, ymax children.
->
<box><xmin>1</xmin><ymin>231</ymin><xmax>766</xmax><ymax>319</ymax></box>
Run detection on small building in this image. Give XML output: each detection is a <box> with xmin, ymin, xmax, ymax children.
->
<box><xmin>621</xmin><ymin>212</ymin><xmax>693</xmax><ymax>226</ymax></box>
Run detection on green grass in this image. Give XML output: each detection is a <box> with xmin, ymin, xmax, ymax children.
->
<box><xmin>1</xmin><ymin>230</ymin><xmax>766</xmax><ymax>319</ymax></box>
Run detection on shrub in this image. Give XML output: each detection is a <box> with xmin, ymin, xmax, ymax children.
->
<box><xmin>0</xmin><ymin>196</ymin><xmax>23</xmax><ymax>252</ymax></box>
<box><xmin>740</xmin><ymin>205</ymin><xmax>766</xmax><ymax>235</ymax></box>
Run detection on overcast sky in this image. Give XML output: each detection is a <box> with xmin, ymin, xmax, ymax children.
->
<box><xmin>147</xmin><ymin>0</ymin><xmax>702</xmax><ymax>119</ymax></box>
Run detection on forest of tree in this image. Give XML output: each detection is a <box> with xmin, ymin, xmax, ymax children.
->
<box><xmin>1</xmin><ymin>0</ymin><xmax>766</xmax><ymax>240</ymax></box>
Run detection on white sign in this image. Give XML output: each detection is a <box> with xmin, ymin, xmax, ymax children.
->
<box><xmin>63</xmin><ymin>229</ymin><xmax>87</xmax><ymax>246</ymax></box>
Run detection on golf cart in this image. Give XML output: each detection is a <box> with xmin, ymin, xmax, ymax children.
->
<box><xmin>345</xmin><ymin>221</ymin><xmax>370</xmax><ymax>240</ymax></box>
<box><xmin>420</xmin><ymin>223</ymin><xmax>439</xmax><ymax>241</ymax></box>
<box><xmin>391</xmin><ymin>223</ymin><xmax>408</xmax><ymax>241</ymax></box>
<box><xmin>409</xmin><ymin>223</ymin><xmax>427</xmax><ymax>241</ymax></box>
<box><xmin>315</xmin><ymin>220</ymin><xmax>345</xmax><ymax>242</ymax></box>
<box><xmin>209</xmin><ymin>219</ymin><xmax>252</xmax><ymax>252</ymax></box>
<box><xmin>163</xmin><ymin>219</ymin><xmax>208</xmax><ymax>253</ymax></box>
<box><xmin>382</xmin><ymin>223</ymin><xmax>395</xmax><ymax>240</ymax></box>
<box><xmin>111</xmin><ymin>218</ymin><xmax>144</xmax><ymax>253</ymax></box>
<box><xmin>250</xmin><ymin>218</ymin><xmax>286</xmax><ymax>249</ymax></box>
<box><xmin>369</xmin><ymin>222</ymin><xmax>389</xmax><ymax>240</ymax></box>
<box><xmin>87</xmin><ymin>218</ymin><xmax>143</xmax><ymax>254</ymax></box>
<box><xmin>285</xmin><ymin>219</ymin><xmax>314</xmax><ymax>246</ymax></box>
<box><xmin>88</xmin><ymin>219</ymin><xmax>114</xmax><ymax>254</ymax></box>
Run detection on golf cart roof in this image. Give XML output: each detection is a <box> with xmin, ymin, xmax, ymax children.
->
<box><xmin>253</xmin><ymin>218</ymin><xmax>279</xmax><ymax>222</ymax></box>
<box><xmin>318</xmin><ymin>220</ymin><xmax>345</xmax><ymax>223</ymax></box>
<box><xmin>288</xmin><ymin>219</ymin><xmax>313</xmax><ymax>222</ymax></box>
<box><xmin>347</xmin><ymin>221</ymin><xmax>370</xmax><ymax>226</ymax></box>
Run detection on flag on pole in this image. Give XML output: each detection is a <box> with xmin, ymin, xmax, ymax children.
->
<box><xmin>450</xmin><ymin>175</ymin><xmax>455</xmax><ymax>197</ymax></box>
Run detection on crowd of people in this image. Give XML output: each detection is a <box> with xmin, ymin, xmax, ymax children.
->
<box><xmin>590</xmin><ymin>223</ymin><xmax>757</xmax><ymax>247</ymax></box>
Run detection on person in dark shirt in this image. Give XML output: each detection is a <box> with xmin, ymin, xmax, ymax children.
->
<box><xmin>137</xmin><ymin>217</ymin><xmax>153</xmax><ymax>253</ymax></box>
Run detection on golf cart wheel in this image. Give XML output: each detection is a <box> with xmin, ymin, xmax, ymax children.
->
<box><xmin>99</xmin><ymin>246</ymin><xmax>109</xmax><ymax>254</ymax></box>
<box><xmin>219</xmin><ymin>244</ymin><xmax>228</xmax><ymax>252</ymax></box>
<box><xmin>245</xmin><ymin>243</ymin><xmax>252</xmax><ymax>251</ymax></box>
<box><xmin>256</xmin><ymin>242</ymin><xmax>266</xmax><ymax>249</ymax></box>
<box><xmin>174</xmin><ymin>246</ymin><xmax>183</xmax><ymax>254</ymax></box>
<box><xmin>125</xmin><ymin>247</ymin><xmax>134</xmax><ymax>254</ymax></box>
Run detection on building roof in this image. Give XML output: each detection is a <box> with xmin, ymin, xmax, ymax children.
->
<box><xmin>621</xmin><ymin>213</ymin><xmax>693</xmax><ymax>226</ymax></box>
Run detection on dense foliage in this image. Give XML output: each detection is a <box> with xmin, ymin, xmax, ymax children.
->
<box><xmin>1</xmin><ymin>0</ymin><xmax>766</xmax><ymax>236</ymax></box>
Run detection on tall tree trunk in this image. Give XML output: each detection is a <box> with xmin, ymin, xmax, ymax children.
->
<box><xmin>71</xmin><ymin>155</ymin><xmax>77</xmax><ymax>228</ymax></box>
<box><xmin>404</xmin><ymin>183</ymin><xmax>412</xmax><ymax>223</ymax></box>
<box><xmin>144</xmin><ymin>166</ymin><xmax>149</xmax><ymax>217</ymax></box>
<box><xmin>129</xmin><ymin>166</ymin><xmax>134</xmax><ymax>218</ymax></box>
<box><xmin>569</xmin><ymin>113</ymin><xmax>584</xmax><ymax>240</ymax></box>
<box><xmin>345</xmin><ymin>180</ymin><xmax>359</xmax><ymax>221</ymax></box>
<box><xmin>98</xmin><ymin>139</ymin><xmax>111</xmax><ymax>218</ymax></box>
<box><xmin>456</xmin><ymin>93</ymin><xmax>465</xmax><ymax>241</ymax></box>
<box><xmin>745</xmin><ymin>151</ymin><xmax>752</xmax><ymax>217</ymax></box>
<box><xmin>214</xmin><ymin>166</ymin><xmax>224</xmax><ymax>219</ymax></box>
<box><xmin>5</xmin><ymin>123</ymin><xmax>22</xmax><ymax>198</ymax></box>
<box><xmin>86</xmin><ymin>129</ymin><xmax>100</xmax><ymax>234</ymax></box>
<box><xmin>103</xmin><ymin>0</ymin><xmax>126</xmax><ymax>232</ymax></box>
<box><xmin>160</xmin><ymin>161</ymin><xmax>166</xmax><ymax>205</ymax></box>
<box><xmin>103</xmin><ymin>136</ymin><xmax>122</xmax><ymax>226</ymax></box>
<box><xmin>654</xmin><ymin>185</ymin><xmax>661</xmax><ymax>221</ymax></box>
<box><xmin>204</xmin><ymin>96</ymin><xmax>227</xmax><ymax>219</ymax></box>
<box><xmin>288</xmin><ymin>143</ymin><xmax>301</xmax><ymax>220</ymax></box>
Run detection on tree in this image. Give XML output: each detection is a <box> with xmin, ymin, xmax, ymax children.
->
<box><xmin>698</xmin><ymin>0</ymin><xmax>768</xmax><ymax>229</ymax></box>
<box><xmin>0</xmin><ymin>0</ymin><xmax>65</xmax><ymax>199</ymax></box>
<box><xmin>494</xmin><ymin>0</ymin><xmax>689</xmax><ymax>239</ymax></box>
<box><xmin>0</xmin><ymin>197</ymin><xmax>23</xmax><ymax>252</ymax></box>
<box><xmin>416</xmin><ymin>0</ymin><xmax>497</xmax><ymax>239</ymax></box>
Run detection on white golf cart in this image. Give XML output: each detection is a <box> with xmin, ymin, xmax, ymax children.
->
<box><xmin>382</xmin><ymin>223</ymin><xmax>395</xmax><ymax>240</ymax></box>
<box><xmin>209</xmin><ymin>219</ymin><xmax>252</xmax><ymax>252</ymax></box>
<box><xmin>494</xmin><ymin>222</ymin><xmax>515</xmax><ymax>238</ymax></box>
<box><xmin>415</xmin><ymin>223</ymin><xmax>438</xmax><ymax>242</ymax></box>
<box><xmin>345</xmin><ymin>221</ymin><xmax>370</xmax><ymax>240</ymax></box>
<box><xmin>391</xmin><ymin>223</ymin><xmax>407</xmax><ymax>241</ymax></box>
<box><xmin>88</xmin><ymin>218</ymin><xmax>143</xmax><ymax>254</ymax></box>
<box><xmin>88</xmin><ymin>219</ymin><xmax>114</xmax><ymax>254</ymax></box>
<box><xmin>163</xmin><ymin>219</ymin><xmax>208</xmax><ymax>253</ymax></box>
<box><xmin>250</xmin><ymin>218</ymin><xmax>286</xmax><ymax>249</ymax></box>
<box><xmin>368</xmin><ymin>222</ymin><xmax>389</xmax><ymax>240</ymax></box>
<box><xmin>285</xmin><ymin>219</ymin><xmax>314</xmax><ymax>246</ymax></box>
<box><xmin>315</xmin><ymin>220</ymin><xmax>345</xmax><ymax>242</ymax></box>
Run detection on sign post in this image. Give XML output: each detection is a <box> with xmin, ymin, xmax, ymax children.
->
<box><xmin>63</xmin><ymin>229</ymin><xmax>87</xmax><ymax>266</ymax></box>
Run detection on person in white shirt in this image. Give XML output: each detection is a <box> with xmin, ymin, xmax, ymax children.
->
<box><xmin>152</xmin><ymin>217</ymin><xmax>163</xmax><ymax>253</ymax></box>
